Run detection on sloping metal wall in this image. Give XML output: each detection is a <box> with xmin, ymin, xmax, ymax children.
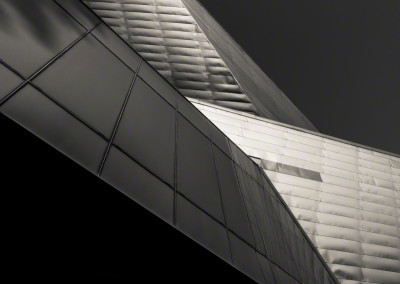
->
<box><xmin>83</xmin><ymin>0</ymin><xmax>317</xmax><ymax>131</ymax></box>
<box><xmin>0</xmin><ymin>1</ymin><xmax>336</xmax><ymax>283</ymax></box>
<box><xmin>182</xmin><ymin>0</ymin><xmax>317</xmax><ymax>131</ymax></box>
<box><xmin>193</xmin><ymin>99</ymin><xmax>400</xmax><ymax>284</ymax></box>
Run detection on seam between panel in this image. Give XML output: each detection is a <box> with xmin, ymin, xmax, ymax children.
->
<box><xmin>173</xmin><ymin>109</ymin><xmax>178</xmax><ymax>225</ymax></box>
<box><xmin>97</xmin><ymin>58</ymin><xmax>143</xmax><ymax>176</ymax></box>
<box><xmin>315</xmin><ymin>246</ymin><xmax>400</xmax><ymax>263</ymax></box>
<box><xmin>322</xmin><ymin>260</ymin><xmax>400</xmax><ymax>275</ymax></box>
<box><xmin>0</xmin><ymin>23</ymin><xmax>100</xmax><ymax>107</ymax></box>
<box><xmin>227</xmin><ymin>141</ymin><xmax>278</xmax><ymax>284</ymax></box>
<box><xmin>203</xmin><ymin>115</ymin><xmax>400</xmax><ymax>175</ymax></box>
<box><xmin>191</xmin><ymin>99</ymin><xmax>400</xmax><ymax>160</ymax></box>
<box><xmin>296</xmin><ymin>230</ymin><xmax>400</xmax><ymax>250</ymax></box>
<box><xmin>210</xmin><ymin>142</ymin><xmax>234</xmax><ymax>263</ymax></box>
<box><xmin>222</xmin><ymin>127</ymin><xmax>400</xmax><ymax>181</ymax></box>
<box><xmin>267</xmin><ymin>171</ymin><xmax>400</xmax><ymax>204</ymax></box>
<box><xmin>275</xmin><ymin>189</ymin><xmax>400</xmax><ymax>222</ymax></box>
<box><xmin>289</xmin><ymin>208</ymin><xmax>400</xmax><ymax>239</ymax></box>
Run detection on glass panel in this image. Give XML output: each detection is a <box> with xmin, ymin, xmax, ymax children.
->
<box><xmin>257</xmin><ymin>253</ymin><xmax>276</xmax><ymax>284</ymax></box>
<box><xmin>229</xmin><ymin>232</ymin><xmax>265</xmax><ymax>283</ymax></box>
<box><xmin>114</xmin><ymin>77</ymin><xmax>176</xmax><ymax>186</ymax></box>
<box><xmin>0</xmin><ymin>0</ymin><xmax>85</xmax><ymax>77</ymax></box>
<box><xmin>271</xmin><ymin>262</ymin><xmax>299</xmax><ymax>284</ymax></box>
<box><xmin>209</xmin><ymin>121</ymin><xmax>231</xmax><ymax>157</ymax></box>
<box><xmin>314</xmin><ymin>252</ymin><xmax>325</xmax><ymax>284</ymax></box>
<box><xmin>101</xmin><ymin>146</ymin><xmax>173</xmax><ymax>223</ymax></box>
<box><xmin>261</xmin><ymin>171</ymin><xmax>280</xmax><ymax>199</ymax></box>
<box><xmin>178</xmin><ymin>95</ymin><xmax>210</xmax><ymax>137</ymax></box>
<box><xmin>55</xmin><ymin>0</ymin><xmax>99</xmax><ymax>30</ymax></box>
<box><xmin>91</xmin><ymin>23</ymin><xmax>141</xmax><ymax>72</ymax></box>
<box><xmin>295</xmin><ymin>227</ymin><xmax>310</xmax><ymax>283</ymax></box>
<box><xmin>230</xmin><ymin>140</ymin><xmax>262</xmax><ymax>183</ymax></box>
<box><xmin>176</xmin><ymin>195</ymin><xmax>230</xmax><ymax>262</ymax></box>
<box><xmin>275</xmin><ymin>201</ymin><xmax>302</xmax><ymax>280</ymax></box>
<box><xmin>284</xmin><ymin>211</ymin><xmax>302</xmax><ymax>278</ymax></box>
<box><xmin>234</xmin><ymin>166</ymin><xmax>266</xmax><ymax>255</ymax></box>
<box><xmin>138</xmin><ymin>61</ymin><xmax>178</xmax><ymax>107</ymax></box>
<box><xmin>324</xmin><ymin>269</ymin><xmax>336</xmax><ymax>284</ymax></box>
<box><xmin>177</xmin><ymin>114</ymin><xmax>224</xmax><ymax>222</ymax></box>
<box><xmin>266</xmin><ymin>192</ymin><xmax>302</xmax><ymax>281</ymax></box>
<box><xmin>304</xmin><ymin>241</ymin><xmax>316</xmax><ymax>284</ymax></box>
<box><xmin>0</xmin><ymin>64</ymin><xmax>22</xmax><ymax>101</ymax></box>
<box><xmin>1</xmin><ymin>85</ymin><xmax>107</xmax><ymax>173</ymax></box>
<box><xmin>213</xmin><ymin>145</ymin><xmax>254</xmax><ymax>246</ymax></box>
<box><xmin>34</xmin><ymin>34</ymin><xmax>134</xmax><ymax>138</ymax></box>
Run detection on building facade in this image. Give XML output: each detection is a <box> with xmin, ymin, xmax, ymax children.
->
<box><xmin>193</xmin><ymin>99</ymin><xmax>400</xmax><ymax>284</ymax></box>
<box><xmin>0</xmin><ymin>0</ymin><xmax>398</xmax><ymax>283</ymax></box>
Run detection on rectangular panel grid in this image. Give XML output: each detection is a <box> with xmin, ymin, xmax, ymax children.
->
<box><xmin>192</xmin><ymin>99</ymin><xmax>400</xmax><ymax>284</ymax></box>
<box><xmin>0</xmin><ymin>1</ymin><xmax>338</xmax><ymax>283</ymax></box>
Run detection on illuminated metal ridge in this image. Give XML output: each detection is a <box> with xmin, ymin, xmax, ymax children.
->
<box><xmin>0</xmin><ymin>1</ymin><xmax>337</xmax><ymax>283</ymax></box>
<box><xmin>192</xmin><ymin>99</ymin><xmax>400</xmax><ymax>284</ymax></box>
<box><xmin>83</xmin><ymin>0</ymin><xmax>317</xmax><ymax>131</ymax></box>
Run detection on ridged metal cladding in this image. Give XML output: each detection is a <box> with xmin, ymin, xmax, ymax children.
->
<box><xmin>81</xmin><ymin>1</ymin><xmax>399</xmax><ymax>282</ymax></box>
<box><xmin>83</xmin><ymin>0</ymin><xmax>255</xmax><ymax>111</ymax></box>
<box><xmin>0</xmin><ymin>1</ymin><xmax>338</xmax><ymax>283</ymax></box>
<box><xmin>82</xmin><ymin>0</ymin><xmax>317</xmax><ymax>131</ymax></box>
<box><xmin>193</xmin><ymin>100</ymin><xmax>400</xmax><ymax>284</ymax></box>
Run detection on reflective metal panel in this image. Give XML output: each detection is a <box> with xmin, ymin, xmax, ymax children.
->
<box><xmin>0</xmin><ymin>1</ymin><xmax>338</xmax><ymax>283</ymax></box>
<box><xmin>194</xmin><ymin>99</ymin><xmax>400</xmax><ymax>284</ymax></box>
<box><xmin>83</xmin><ymin>0</ymin><xmax>317</xmax><ymax>131</ymax></box>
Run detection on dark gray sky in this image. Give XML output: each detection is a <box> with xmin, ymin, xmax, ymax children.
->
<box><xmin>198</xmin><ymin>0</ymin><xmax>400</xmax><ymax>155</ymax></box>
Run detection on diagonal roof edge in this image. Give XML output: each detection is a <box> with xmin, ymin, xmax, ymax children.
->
<box><xmin>182</xmin><ymin>0</ymin><xmax>318</xmax><ymax>132</ymax></box>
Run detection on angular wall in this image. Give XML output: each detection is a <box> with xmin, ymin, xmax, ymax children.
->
<box><xmin>193</xmin><ymin>100</ymin><xmax>400</xmax><ymax>284</ymax></box>
<box><xmin>0</xmin><ymin>1</ymin><xmax>336</xmax><ymax>283</ymax></box>
<box><xmin>82</xmin><ymin>0</ymin><xmax>317</xmax><ymax>131</ymax></box>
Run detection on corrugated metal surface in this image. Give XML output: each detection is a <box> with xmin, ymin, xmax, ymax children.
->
<box><xmin>193</xmin><ymin>99</ymin><xmax>400</xmax><ymax>284</ymax></box>
<box><xmin>182</xmin><ymin>0</ymin><xmax>317</xmax><ymax>131</ymax></box>
<box><xmin>82</xmin><ymin>0</ymin><xmax>317</xmax><ymax>131</ymax></box>
<box><xmin>0</xmin><ymin>1</ymin><xmax>337</xmax><ymax>282</ymax></box>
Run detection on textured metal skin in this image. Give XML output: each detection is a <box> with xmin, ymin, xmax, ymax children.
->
<box><xmin>193</xmin><ymin>99</ymin><xmax>400</xmax><ymax>284</ymax></box>
<box><xmin>182</xmin><ymin>0</ymin><xmax>317</xmax><ymax>132</ymax></box>
<box><xmin>82</xmin><ymin>0</ymin><xmax>317</xmax><ymax>131</ymax></box>
<box><xmin>0</xmin><ymin>1</ymin><xmax>337</xmax><ymax>283</ymax></box>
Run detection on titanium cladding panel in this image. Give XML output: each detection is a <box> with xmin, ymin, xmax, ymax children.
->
<box><xmin>82</xmin><ymin>0</ymin><xmax>317</xmax><ymax>131</ymax></box>
<box><xmin>0</xmin><ymin>1</ymin><xmax>337</xmax><ymax>283</ymax></box>
<box><xmin>193</xmin><ymin>100</ymin><xmax>400</xmax><ymax>284</ymax></box>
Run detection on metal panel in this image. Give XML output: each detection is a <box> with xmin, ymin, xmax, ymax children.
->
<box><xmin>0</xmin><ymin>1</ymin><xmax>340</xmax><ymax>283</ymax></box>
<box><xmin>83</xmin><ymin>0</ymin><xmax>317</xmax><ymax>131</ymax></box>
<box><xmin>193</xmin><ymin>100</ymin><xmax>400</xmax><ymax>284</ymax></box>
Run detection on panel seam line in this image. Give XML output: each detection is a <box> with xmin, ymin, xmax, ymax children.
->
<box><xmin>97</xmin><ymin>57</ymin><xmax>143</xmax><ymax>176</ymax></box>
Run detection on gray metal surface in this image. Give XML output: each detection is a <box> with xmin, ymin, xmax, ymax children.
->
<box><xmin>0</xmin><ymin>1</ymin><xmax>337</xmax><ymax>283</ymax></box>
<box><xmin>82</xmin><ymin>0</ymin><xmax>317</xmax><ymax>131</ymax></box>
<box><xmin>193</xmin><ymin>99</ymin><xmax>400</xmax><ymax>284</ymax></box>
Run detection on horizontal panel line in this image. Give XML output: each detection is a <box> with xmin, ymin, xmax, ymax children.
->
<box><xmin>301</xmin><ymin>229</ymin><xmax>400</xmax><ymax>250</ymax></box>
<box><xmin>214</xmin><ymin>119</ymin><xmax>400</xmax><ymax>178</ymax></box>
<box><xmin>322</xmin><ymin>260</ymin><xmax>400</xmax><ymax>275</ymax></box>
<box><xmin>270</xmin><ymin>171</ymin><xmax>400</xmax><ymax>204</ymax></box>
<box><xmin>291</xmin><ymin>210</ymin><xmax>400</xmax><ymax>239</ymax></box>
<box><xmin>314</xmin><ymin>245</ymin><xmax>400</xmax><ymax>262</ymax></box>
<box><xmin>277</xmin><ymin>190</ymin><xmax>400</xmax><ymax>221</ymax></box>
<box><xmin>193</xmin><ymin>100</ymin><xmax>400</xmax><ymax>160</ymax></box>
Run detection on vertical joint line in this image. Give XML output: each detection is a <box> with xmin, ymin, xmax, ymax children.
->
<box><xmin>0</xmin><ymin>22</ymin><xmax>100</xmax><ymax>107</ymax></box>
<box><xmin>210</xmin><ymin>140</ymin><xmax>233</xmax><ymax>263</ymax></box>
<box><xmin>227</xmin><ymin>141</ymin><xmax>258</xmax><ymax>250</ymax></box>
<box><xmin>97</xmin><ymin>58</ymin><xmax>143</xmax><ymax>176</ymax></box>
<box><xmin>173</xmin><ymin>109</ymin><xmax>179</xmax><ymax>226</ymax></box>
<box><xmin>227</xmin><ymin>141</ymin><xmax>277</xmax><ymax>284</ymax></box>
<box><xmin>54</xmin><ymin>0</ymin><xmax>102</xmax><ymax>32</ymax></box>
<box><xmin>28</xmin><ymin>22</ymin><xmax>100</xmax><ymax>83</ymax></box>
<box><xmin>271</xmin><ymin>200</ymin><xmax>306</xmax><ymax>284</ymax></box>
